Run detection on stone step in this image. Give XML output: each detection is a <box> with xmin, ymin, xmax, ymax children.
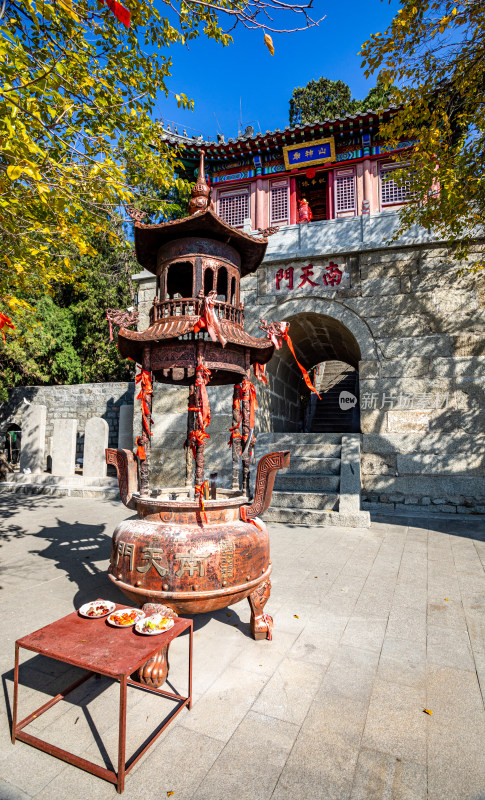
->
<box><xmin>5</xmin><ymin>474</ymin><xmax>118</xmax><ymax>487</ymax></box>
<box><xmin>256</xmin><ymin>433</ymin><xmax>342</xmax><ymax>447</ymax></box>
<box><xmin>271</xmin><ymin>491</ymin><xmax>338</xmax><ymax>510</ymax></box>
<box><xmin>289</xmin><ymin>457</ymin><xmax>340</xmax><ymax>475</ymax></box>
<box><xmin>263</xmin><ymin>506</ymin><xmax>371</xmax><ymax>528</ymax></box>
<box><xmin>257</xmin><ymin>442</ymin><xmax>341</xmax><ymax>459</ymax></box>
<box><xmin>274</xmin><ymin>474</ymin><xmax>340</xmax><ymax>492</ymax></box>
<box><xmin>311</xmin><ymin>423</ymin><xmax>354</xmax><ymax>432</ymax></box>
<box><xmin>0</xmin><ymin>481</ymin><xmax>120</xmax><ymax>499</ymax></box>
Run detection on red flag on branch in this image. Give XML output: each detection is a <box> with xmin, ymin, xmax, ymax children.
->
<box><xmin>102</xmin><ymin>0</ymin><xmax>130</xmax><ymax>27</ymax></box>
<box><xmin>0</xmin><ymin>312</ymin><xmax>15</xmax><ymax>342</ymax></box>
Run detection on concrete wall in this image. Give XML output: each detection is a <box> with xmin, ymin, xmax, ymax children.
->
<box><xmin>0</xmin><ymin>383</ymin><xmax>134</xmax><ymax>465</ymax></box>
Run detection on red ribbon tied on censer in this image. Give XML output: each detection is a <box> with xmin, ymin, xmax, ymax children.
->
<box><xmin>195</xmin><ymin>480</ymin><xmax>209</xmax><ymax>523</ymax></box>
<box><xmin>135</xmin><ymin>436</ymin><xmax>146</xmax><ymax>461</ymax></box>
<box><xmin>194</xmin><ymin>291</ymin><xmax>227</xmax><ymax>347</ymax></box>
<box><xmin>259</xmin><ymin>319</ymin><xmax>321</xmax><ymax>398</ymax></box>
<box><xmin>187</xmin><ymin>365</ymin><xmax>212</xmax><ymax>458</ymax></box>
<box><xmin>253</xmin><ymin>363</ymin><xmax>268</xmax><ymax>385</ymax></box>
<box><xmin>228</xmin><ymin>384</ymin><xmax>243</xmax><ymax>447</ymax></box>
<box><xmin>135</xmin><ymin>368</ymin><xmax>153</xmax><ymax>437</ymax></box>
<box><xmin>242</xmin><ymin>378</ymin><xmax>258</xmax><ymax>430</ymax></box>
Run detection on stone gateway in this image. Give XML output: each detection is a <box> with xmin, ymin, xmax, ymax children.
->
<box><xmin>133</xmin><ymin>221</ymin><xmax>485</xmax><ymax>520</ymax></box>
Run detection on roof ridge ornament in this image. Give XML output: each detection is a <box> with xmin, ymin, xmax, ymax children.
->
<box><xmin>188</xmin><ymin>149</ymin><xmax>211</xmax><ymax>216</ymax></box>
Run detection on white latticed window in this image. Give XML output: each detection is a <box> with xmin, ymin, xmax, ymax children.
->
<box><xmin>380</xmin><ymin>164</ymin><xmax>411</xmax><ymax>206</ymax></box>
<box><xmin>335</xmin><ymin>171</ymin><xmax>356</xmax><ymax>213</ymax></box>
<box><xmin>270</xmin><ymin>181</ymin><xmax>289</xmax><ymax>224</ymax></box>
<box><xmin>218</xmin><ymin>189</ymin><xmax>249</xmax><ymax>228</ymax></box>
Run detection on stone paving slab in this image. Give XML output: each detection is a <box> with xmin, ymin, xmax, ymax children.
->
<box><xmin>0</xmin><ymin>496</ymin><xmax>484</xmax><ymax>799</ymax></box>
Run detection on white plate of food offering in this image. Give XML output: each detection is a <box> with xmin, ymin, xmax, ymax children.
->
<box><xmin>79</xmin><ymin>600</ymin><xmax>116</xmax><ymax>619</ymax></box>
<box><xmin>135</xmin><ymin>614</ymin><xmax>175</xmax><ymax>636</ymax></box>
<box><xmin>107</xmin><ymin>608</ymin><xmax>145</xmax><ymax>627</ymax></box>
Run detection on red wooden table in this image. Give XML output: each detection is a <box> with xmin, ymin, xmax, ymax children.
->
<box><xmin>12</xmin><ymin>604</ymin><xmax>192</xmax><ymax>793</ymax></box>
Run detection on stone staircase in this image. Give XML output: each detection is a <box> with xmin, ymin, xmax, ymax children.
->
<box><xmin>0</xmin><ymin>473</ymin><xmax>120</xmax><ymax>499</ymax></box>
<box><xmin>1</xmin><ymin>432</ymin><xmax>371</xmax><ymax>528</ymax></box>
<box><xmin>254</xmin><ymin>432</ymin><xmax>370</xmax><ymax>528</ymax></box>
<box><xmin>310</xmin><ymin>361</ymin><xmax>360</xmax><ymax>433</ymax></box>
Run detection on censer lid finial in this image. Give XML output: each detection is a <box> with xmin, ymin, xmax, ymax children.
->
<box><xmin>189</xmin><ymin>149</ymin><xmax>211</xmax><ymax>215</ymax></box>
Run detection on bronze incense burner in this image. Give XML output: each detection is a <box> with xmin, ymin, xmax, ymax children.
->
<box><xmin>107</xmin><ymin>152</ymin><xmax>290</xmax><ymax>685</ymax></box>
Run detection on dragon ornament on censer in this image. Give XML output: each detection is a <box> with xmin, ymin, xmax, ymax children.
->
<box><xmin>106</xmin><ymin>152</ymin><xmax>319</xmax><ymax>687</ymax></box>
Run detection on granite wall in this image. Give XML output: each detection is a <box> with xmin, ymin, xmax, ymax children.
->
<box><xmin>0</xmin><ymin>382</ymin><xmax>134</xmax><ymax>464</ymax></box>
<box><xmin>133</xmin><ymin>228</ymin><xmax>485</xmax><ymax>513</ymax></box>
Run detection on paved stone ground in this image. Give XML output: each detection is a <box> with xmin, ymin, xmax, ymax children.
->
<box><xmin>0</xmin><ymin>495</ymin><xmax>484</xmax><ymax>800</ymax></box>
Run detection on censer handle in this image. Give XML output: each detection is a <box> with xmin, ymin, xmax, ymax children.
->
<box><xmin>105</xmin><ymin>448</ymin><xmax>138</xmax><ymax>509</ymax></box>
<box><xmin>240</xmin><ymin>450</ymin><xmax>290</xmax><ymax>521</ymax></box>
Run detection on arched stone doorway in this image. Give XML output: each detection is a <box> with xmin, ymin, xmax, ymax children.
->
<box><xmin>255</xmin><ymin>298</ymin><xmax>377</xmax><ymax>434</ymax></box>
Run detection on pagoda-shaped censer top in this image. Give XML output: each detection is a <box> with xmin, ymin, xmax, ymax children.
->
<box><xmin>117</xmin><ymin>151</ymin><xmax>274</xmax><ymax>386</ymax></box>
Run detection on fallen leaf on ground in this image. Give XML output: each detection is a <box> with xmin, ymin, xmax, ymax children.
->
<box><xmin>167</xmin><ymin>792</ymin><xmax>174</xmax><ymax>797</ymax></box>
<box><xmin>444</xmin><ymin>598</ymin><xmax>449</xmax><ymax>601</ymax></box>
<box><xmin>423</xmin><ymin>708</ymin><xmax>433</xmax><ymax>715</ymax></box>
<box><xmin>293</xmin><ymin>614</ymin><xmax>299</xmax><ymax>619</ymax></box>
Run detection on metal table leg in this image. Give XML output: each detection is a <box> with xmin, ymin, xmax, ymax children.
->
<box><xmin>117</xmin><ymin>675</ymin><xmax>128</xmax><ymax>793</ymax></box>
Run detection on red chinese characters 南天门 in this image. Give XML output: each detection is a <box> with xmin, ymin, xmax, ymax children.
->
<box><xmin>275</xmin><ymin>262</ymin><xmax>343</xmax><ymax>291</ymax></box>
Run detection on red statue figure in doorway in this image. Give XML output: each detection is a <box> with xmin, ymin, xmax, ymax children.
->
<box><xmin>298</xmin><ymin>197</ymin><xmax>313</xmax><ymax>223</ymax></box>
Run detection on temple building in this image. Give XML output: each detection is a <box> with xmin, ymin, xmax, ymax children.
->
<box><xmin>159</xmin><ymin>106</ymin><xmax>413</xmax><ymax>229</ymax></box>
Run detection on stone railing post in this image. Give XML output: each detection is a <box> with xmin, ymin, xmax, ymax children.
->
<box><xmin>52</xmin><ymin>419</ymin><xmax>77</xmax><ymax>476</ymax></box>
<box><xmin>339</xmin><ymin>433</ymin><xmax>362</xmax><ymax>514</ymax></box>
<box><xmin>84</xmin><ymin>417</ymin><xmax>109</xmax><ymax>478</ymax></box>
<box><xmin>19</xmin><ymin>403</ymin><xmax>47</xmax><ymax>474</ymax></box>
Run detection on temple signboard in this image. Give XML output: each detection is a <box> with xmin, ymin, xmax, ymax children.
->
<box><xmin>283</xmin><ymin>137</ymin><xmax>335</xmax><ymax>170</ymax></box>
<box><xmin>268</xmin><ymin>260</ymin><xmax>350</xmax><ymax>295</ymax></box>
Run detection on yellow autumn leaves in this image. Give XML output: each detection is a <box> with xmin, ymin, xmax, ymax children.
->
<box><xmin>264</xmin><ymin>33</ymin><xmax>274</xmax><ymax>55</ymax></box>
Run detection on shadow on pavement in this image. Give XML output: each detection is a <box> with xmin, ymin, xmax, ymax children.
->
<box><xmin>371</xmin><ymin>512</ymin><xmax>485</xmax><ymax>541</ymax></box>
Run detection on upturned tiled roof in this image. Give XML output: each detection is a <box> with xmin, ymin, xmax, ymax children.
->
<box><xmin>159</xmin><ymin>106</ymin><xmax>400</xmax><ymax>158</ymax></box>
<box><xmin>134</xmin><ymin>208</ymin><xmax>267</xmax><ymax>276</ymax></box>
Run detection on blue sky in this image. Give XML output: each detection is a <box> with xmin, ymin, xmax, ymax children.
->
<box><xmin>155</xmin><ymin>0</ymin><xmax>401</xmax><ymax>141</ymax></box>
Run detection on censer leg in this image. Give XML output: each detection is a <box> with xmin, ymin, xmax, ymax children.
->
<box><xmin>136</xmin><ymin>646</ymin><xmax>170</xmax><ymax>688</ymax></box>
<box><xmin>134</xmin><ymin>604</ymin><xmax>175</xmax><ymax>688</ymax></box>
<box><xmin>247</xmin><ymin>579</ymin><xmax>273</xmax><ymax>641</ymax></box>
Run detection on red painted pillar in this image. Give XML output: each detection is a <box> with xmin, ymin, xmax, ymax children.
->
<box><xmin>327</xmin><ymin>170</ymin><xmax>334</xmax><ymax>220</ymax></box>
<box><xmin>290</xmin><ymin>177</ymin><xmax>297</xmax><ymax>224</ymax></box>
